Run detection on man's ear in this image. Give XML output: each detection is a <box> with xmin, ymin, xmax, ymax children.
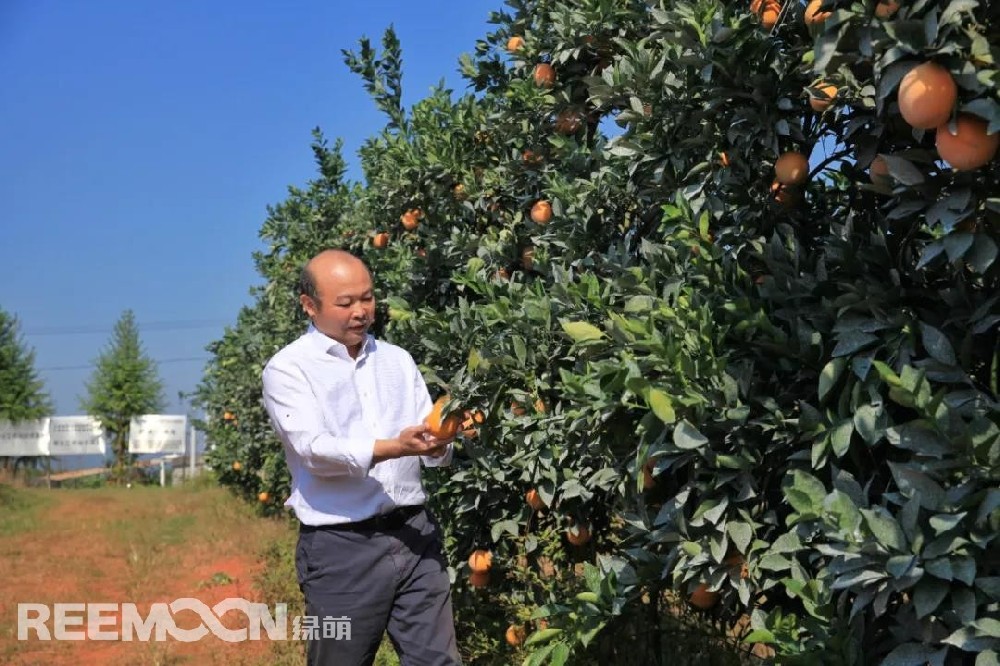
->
<box><xmin>300</xmin><ymin>294</ymin><xmax>318</xmax><ymax>318</ymax></box>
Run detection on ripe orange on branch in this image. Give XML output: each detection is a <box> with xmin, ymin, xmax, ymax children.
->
<box><xmin>566</xmin><ymin>523</ymin><xmax>591</xmax><ymax>546</ymax></box>
<box><xmin>688</xmin><ymin>583</ymin><xmax>720</xmax><ymax>610</ymax></box>
<box><xmin>468</xmin><ymin>549</ymin><xmax>493</xmax><ymax>573</ymax></box>
<box><xmin>870</xmin><ymin>155</ymin><xmax>892</xmax><ymax>187</ymax></box>
<box><xmin>898</xmin><ymin>62</ymin><xmax>956</xmax><ymax>130</ymax></box>
<box><xmin>506</xmin><ymin>35</ymin><xmax>524</xmax><ymax>53</ymax></box>
<box><xmin>425</xmin><ymin>396</ymin><xmax>461</xmax><ymax>439</ymax></box>
<box><xmin>530</xmin><ymin>200</ymin><xmax>552</xmax><ymax>225</ymax></box>
<box><xmin>809</xmin><ymin>83</ymin><xmax>839</xmax><ymax>112</ymax></box>
<box><xmin>469</xmin><ymin>571</ymin><xmax>490</xmax><ymax>588</ymax></box>
<box><xmin>804</xmin><ymin>0</ymin><xmax>831</xmax><ymax>24</ymax></box>
<box><xmin>874</xmin><ymin>0</ymin><xmax>899</xmax><ymax>18</ymax></box>
<box><xmin>774</xmin><ymin>152</ymin><xmax>810</xmax><ymax>185</ymax></box>
<box><xmin>533</xmin><ymin>63</ymin><xmax>556</xmax><ymax>88</ymax></box>
<box><xmin>526</xmin><ymin>488</ymin><xmax>546</xmax><ymax>511</ymax></box>
<box><xmin>400</xmin><ymin>209</ymin><xmax>422</xmax><ymax>230</ymax></box>
<box><xmin>936</xmin><ymin>114</ymin><xmax>999</xmax><ymax>171</ymax></box>
<box><xmin>505</xmin><ymin>624</ymin><xmax>527</xmax><ymax>647</ymax></box>
<box><xmin>372</xmin><ymin>232</ymin><xmax>390</xmax><ymax>249</ymax></box>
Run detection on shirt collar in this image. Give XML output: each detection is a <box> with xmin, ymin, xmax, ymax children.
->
<box><xmin>306</xmin><ymin>324</ymin><xmax>376</xmax><ymax>361</ymax></box>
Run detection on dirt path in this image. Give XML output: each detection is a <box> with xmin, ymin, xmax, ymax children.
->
<box><xmin>0</xmin><ymin>482</ymin><xmax>298</xmax><ymax>665</ymax></box>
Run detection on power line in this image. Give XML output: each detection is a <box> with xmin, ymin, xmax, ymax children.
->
<box><xmin>38</xmin><ymin>356</ymin><xmax>211</xmax><ymax>372</ymax></box>
<box><xmin>24</xmin><ymin>319</ymin><xmax>229</xmax><ymax>337</ymax></box>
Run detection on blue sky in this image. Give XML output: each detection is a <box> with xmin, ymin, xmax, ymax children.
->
<box><xmin>0</xmin><ymin>0</ymin><xmax>502</xmax><ymax>416</ymax></box>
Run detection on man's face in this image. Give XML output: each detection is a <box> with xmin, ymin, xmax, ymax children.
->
<box><xmin>301</xmin><ymin>262</ymin><xmax>375</xmax><ymax>354</ymax></box>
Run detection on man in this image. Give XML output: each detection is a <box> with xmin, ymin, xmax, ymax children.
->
<box><xmin>261</xmin><ymin>249</ymin><xmax>462</xmax><ymax>665</ymax></box>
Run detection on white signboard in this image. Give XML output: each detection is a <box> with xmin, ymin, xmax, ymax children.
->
<box><xmin>0</xmin><ymin>419</ymin><xmax>50</xmax><ymax>456</ymax></box>
<box><xmin>48</xmin><ymin>416</ymin><xmax>107</xmax><ymax>456</ymax></box>
<box><xmin>128</xmin><ymin>415</ymin><xmax>187</xmax><ymax>454</ymax></box>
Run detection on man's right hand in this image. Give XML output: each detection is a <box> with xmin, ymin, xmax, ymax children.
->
<box><xmin>373</xmin><ymin>425</ymin><xmax>448</xmax><ymax>463</ymax></box>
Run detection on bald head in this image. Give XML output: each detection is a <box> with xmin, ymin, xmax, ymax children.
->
<box><xmin>299</xmin><ymin>250</ymin><xmax>375</xmax><ymax>355</ymax></box>
<box><xmin>300</xmin><ymin>250</ymin><xmax>369</xmax><ymax>301</ymax></box>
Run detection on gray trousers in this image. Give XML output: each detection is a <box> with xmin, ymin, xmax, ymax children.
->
<box><xmin>295</xmin><ymin>506</ymin><xmax>462</xmax><ymax>666</ymax></box>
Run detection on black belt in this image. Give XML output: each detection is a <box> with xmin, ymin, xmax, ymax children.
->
<box><xmin>301</xmin><ymin>505</ymin><xmax>423</xmax><ymax>533</ymax></box>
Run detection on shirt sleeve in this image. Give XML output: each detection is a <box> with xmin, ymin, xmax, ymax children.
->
<box><xmin>412</xmin><ymin>357</ymin><xmax>454</xmax><ymax>468</ymax></box>
<box><xmin>262</xmin><ymin>358</ymin><xmax>374</xmax><ymax>478</ymax></box>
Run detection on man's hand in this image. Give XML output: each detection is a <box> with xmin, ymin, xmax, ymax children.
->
<box><xmin>373</xmin><ymin>425</ymin><xmax>452</xmax><ymax>463</ymax></box>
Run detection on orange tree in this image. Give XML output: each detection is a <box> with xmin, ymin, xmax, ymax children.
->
<box><xmin>197</xmin><ymin>1</ymin><xmax>999</xmax><ymax>664</ymax></box>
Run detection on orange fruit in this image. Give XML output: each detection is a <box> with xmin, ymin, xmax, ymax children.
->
<box><xmin>425</xmin><ymin>396</ymin><xmax>462</xmax><ymax>439</ymax></box>
<box><xmin>505</xmin><ymin>624</ymin><xmax>526</xmax><ymax>647</ymax></box>
<box><xmin>461</xmin><ymin>409</ymin><xmax>484</xmax><ymax>438</ymax></box>
<box><xmin>496</xmin><ymin>267</ymin><xmax>511</xmax><ymax>281</ymax></box>
<box><xmin>468</xmin><ymin>549</ymin><xmax>493</xmax><ymax>573</ymax></box>
<box><xmin>521</xmin><ymin>247</ymin><xmax>535</xmax><ymax>272</ymax></box>
<box><xmin>223</xmin><ymin>411</ymin><xmax>236</xmax><ymax>421</ymax></box>
<box><xmin>874</xmin><ymin>0</ymin><xmax>899</xmax><ymax>18</ymax></box>
<box><xmin>507</xmin><ymin>35</ymin><xmax>525</xmax><ymax>52</ymax></box>
<box><xmin>804</xmin><ymin>0</ymin><xmax>831</xmax><ymax>24</ymax></box>
<box><xmin>526</xmin><ymin>489</ymin><xmax>546</xmax><ymax>511</ymax></box>
<box><xmin>870</xmin><ymin>155</ymin><xmax>892</xmax><ymax>186</ymax></box>
<box><xmin>372</xmin><ymin>232</ymin><xmax>390</xmax><ymax>249</ymax></box>
<box><xmin>511</xmin><ymin>401</ymin><xmax>526</xmax><ymax>416</ymax></box>
<box><xmin>452</xmin><ymin>183</ymin><xmax>466</xmax><ymax>200</ymax></box>
<box><xmin>522</xmin><ymin>149</ymin><xmax>543</xmax><ymax>166</ymax></box>
<box><xmin>761</xmin><ymin>8</ymin><xmax>779</xmax><ymax>28</ymax></box>
<box><xmin>724</xmin><ymin>552</ymin><xmax>750</xmax><ymax>579</ymax></box>
<box><xmin>469</xmin><ymin>571</ymin><xmax>490</xmax><ymax>588</ymax></box>
<box><xmin>936</xmin><ymin>114</ymin><xmax>999</xmax><ymax>171</ymax></box>
<box><xmin>771</xmin><ymin>181</ymin><xmax>802</xmax><ymax>209</ymax></box>
<box><xmin>530</xmin><ymin>200</ymin><xmax>553</xmax><ymax>225</ymax></box>
<box><xmin>642</xmin><ymin>458</ymin><xmax>656</xmax><ymax>490</ymax></box>
<box><xmin>533</xmin><ymin>63</ymin><xmax>556</xmax><ymax>88</ymax></box>
<box><xmin>533</xmin><ymin>398</ymin><xmax>547</xmax><ymax>413</ymax></box>
<box><xmin>258</xmin><ymin>491</ymin><xmax>270</xmax><ymax>503</ymax></box>
<box><xmin>774</xmin><ymin>151</ymin><xmax>810</xmax><ymax>185</ymax></box>
<box><xmin>566</xmin><ymin>523</ymin><xmax>591</xmax><ymax>546</ymax></box>
<box><xmin>554</xmin><ymin>109</ymin><xmax>583</xmax><ymax>135</ymax></box>
<box><xmin>400</xmin><ymin>209</ymin><xmax>420</xmax><ymax>230</ymax></box>
<box><xmin>898</xmin><ymin>62</ymin><xmax>956</xmax><ymax>130</ymax></box>
<box><xmin>719</xmin><ymin>151</ymin><xmax>730</xmax><ymax>167</ymax></box>
<box><xmin>232</xmin><ymin>461</ymin><xmax>242</xmax><ymax>471</ymax></box>
<box><xmin>689</xmin><ymin>583</ymin><xmax>720</xmax><ymax>610</ymax></box>
<box><xmin>750</xmin><ymin>0</ymin><xmax>764</xmax><ymax>12</ymax></box>
<box><xmin>809</xmin><ymin>83</ymin><xmax>839</xmax><ymax>112</ymax></box>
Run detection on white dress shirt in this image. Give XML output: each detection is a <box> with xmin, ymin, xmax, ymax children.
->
<box><xmin>261</xmin><ymin>324</ymin><xmax>452</xmax><ymax>526</ymax></box>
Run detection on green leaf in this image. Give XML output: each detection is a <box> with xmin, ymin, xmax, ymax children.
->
<box><xmin>889</xmin><ymin>462</ymin><xmax>945</xmax><ymax>510</ymax></box>
<box><xmin>832</xmin><ymin>331</ymin><xmax>879</xmax><ymax>357</ymax></box>
<box><xmin>886</xmin><ymin>421</ymin><xmax>950</xmax><ymax>457</ymax></box>
<box><xmin>727</xmin><ymin>522</ymin><xmax>753</xmax><ymax>555</ymax></box>
<box><xmin>976</xmin><ymin>651</ymin><xmax>999</xmax><ymax>666</ymax></box>
<box><xmin>673</xmin><ymin>420</ymin><xmax>708</xmax><ymax>450</ymax></box>
<box><xmin>882</xmin><ymin>642</ymin><xmax>947</xmax><ymax>666</ymax></box>
<box><xmin>819</xmin><ymin>358</ymin><xmax>847</xmax><ymax>400</ymax></box>
<box><xmin>861</xmin><ymin>507</ymin><xmax>907</xmax><ymax>551</ymax></box>
<box><xmin>647</xmin><ymin>389</ymin><xmax>676</xmax><ymax>424</ymax></box>
<box><xmin>919</xmin><ymin>323</ymin><xmax>957</xmax><ymax>366</ymax></box>
<box><xmin>525</xmin><ymin>628</ymin><xmax>563</xmax><ymax>646</ymax></box>
<box><xmin>913</xmin><ymin>578</ymin><xmax>949</xmax><ymax>619</ymax></box>
<box><xmin>830</xmin><ymin>420</ymin><xmax>854</xmax><ymax>458</ymax></box>
<box><xmin>853</xmin><ymin>403</ymin><xmax>885</xmax><ymax>444</ymax></box>
<box><xmin>560</xmin><ymin>320</ymin><xmax>604</xmax><ymax>343</ymax></box>
<box><xmin>784</xmin><ymin>470</ymin><xmax>827</xmax><ymax>515</ymax></box>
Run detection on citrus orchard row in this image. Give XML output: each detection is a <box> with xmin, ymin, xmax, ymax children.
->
<box><xmin>198</xmin><ymin>0</ymin><xmax>999</xmax><ymax>663</ymax></box>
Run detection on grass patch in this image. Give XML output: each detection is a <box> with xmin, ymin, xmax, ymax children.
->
<box><xmin>0</xmin><ymin>483</ymin><xmax>50</xmax><ymax>536</ymax></box>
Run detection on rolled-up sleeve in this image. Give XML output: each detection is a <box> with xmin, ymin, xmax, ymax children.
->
<box><xmin>413</xmin><ymin>362</ymin><xmax>454</xmax><ymax>468</ymax></box>
<box><xmin>262</xmin><ymin>359</ymin><xmax>374</xmax><ymax>478</ymax></box>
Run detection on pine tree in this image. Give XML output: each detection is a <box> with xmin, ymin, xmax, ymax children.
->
<box><xmin>81</xmin><ymin>309</ymin><xmax>164</xmax><ymax>478</ymax></box>
<box><xmin>0</xmin><ymin>307</ymin><xmax>53</xmax><ymax>473</ymax></box>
